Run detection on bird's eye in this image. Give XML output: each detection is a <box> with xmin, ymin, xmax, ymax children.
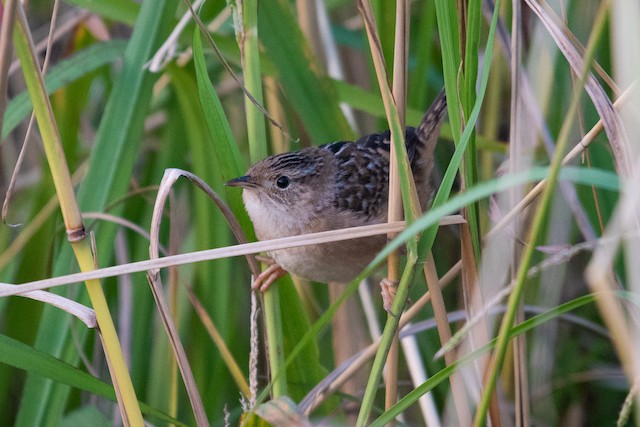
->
<box><xmin>276</xmin><ymin>176</ymin><xmax>290</xmax><ymax>189</ymax></box>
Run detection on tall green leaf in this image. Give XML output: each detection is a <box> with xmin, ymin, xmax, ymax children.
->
<box><xmin>14</xmin><ymin>2</ymin><xmax>174</xmax><ymax>425</ymax></box>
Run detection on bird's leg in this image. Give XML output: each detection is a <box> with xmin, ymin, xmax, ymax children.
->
<box><xmin>252</xmin><ymin>256</ymin><xmax>287</xmax><ymax>291</ymax></box>
<box><xmin>379</xmin><ymin>278</ymin><xmax>399</xmax><ymax>312</ymax></box>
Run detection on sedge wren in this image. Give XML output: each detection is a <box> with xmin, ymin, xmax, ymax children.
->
<box><xmin>227</xmin><ymin>91</ymin><xmax>447</xmax><ymax>290</ymax></box>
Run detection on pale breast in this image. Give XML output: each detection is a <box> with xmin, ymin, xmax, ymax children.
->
<box><xmin>270</xmin><ymin>235</ymin><xmax>387</xmax><ymax>283</ymax></box>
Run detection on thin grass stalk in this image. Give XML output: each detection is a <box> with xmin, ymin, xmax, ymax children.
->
<box><xmin>10</xmin><ymin>5</ymin><xmax>143</xmax><ymax>426</ymax></box>
<box><xmin>0</xmin><ymin>220</ymin><xmax>463</xmax><ymax>297</ymax></box>
<box><xmin>3</xmin><ymin>0</ymin><xmax>60</xmax><ymax>224</ymax></box>
<box><xmin>356</xmin><ymin>254</ymin><xmax>417</xmax><ymax>426</ymax></box>
<box><xmin>509</xmin><ymin>1</ymin><xmax>528</xmax><ymax>426</ymax></box>
<box><xmin>423</xmin><ymin>254</ymin><xmax>471</xmax><ymax>425</ymax></box>
<box><xmin>460</xmin><ymin>0</ymin><xmax>482</xmax><ymax>261</ymax></box>
<box><xmin>355</xmin><ymin>0</ymin><xmax>425</xmax><ymax>423</ymax></box>
<box><xmin>384</xmin><ymin>0</ymin><xmax>409</xmax><ymax>414</ymax></box>
<box><xmin>186</xmin><ymin>288</ymin><xmax>251</xmax><ymax>397</ymax></box>
<box><xmin>0</xmin><ymin>0</ymin><xmax>17</xmax><ymax>139</ymax></box>
<box><xmin>148</xmin><ymin>171</ymin><xmax>225</xmax><ymax>426</ymax></box>
<box><xmin>168</xmin><ymin>199</ymin><xmax>181</xmax><ymax>422</ymax></box>
<box><xmin>237</xmin><ymin>0</ymin><xmax>287</xmax><ymax>398</ymax></box>
<box><xmin>473</xmin><ymin>5</ymin><xmax>607</xmax><ymax>424</ymax></box>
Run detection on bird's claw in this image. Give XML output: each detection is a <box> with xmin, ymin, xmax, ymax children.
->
<box><xmin>252</xmin><ymin>264</ymin><xmax>287</xmax><ymax>292</ymax></box>
<box><xmin>380</xmin><ymin>278</ymin><xmax>399</xmax><ymax>312</ymax></box>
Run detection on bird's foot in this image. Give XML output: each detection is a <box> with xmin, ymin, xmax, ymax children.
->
<box><xmin>252</xmin><ymin>258</ymin><xmax>287</xmax><ymax>291</ymax></box>
<box><xmin>380</xmin><ymin>278</ymin><xmax>399</xmax><ymax>312</ymax></box>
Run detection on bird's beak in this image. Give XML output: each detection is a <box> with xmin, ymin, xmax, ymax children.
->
<box><xmin>225</xmin><ymin>175</ymin><xmax>252</xmax><ymax>187</ymax></box>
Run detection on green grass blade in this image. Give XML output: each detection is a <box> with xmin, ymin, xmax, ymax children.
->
<box><xmin>192</xmin><ymin>29</ymin><xmax>247</xmax><ymax>218</ymax></box>
<box><xmin>417</xmin><ymin>0</ymin><xmax>502</xmax><ymax>260</ymax></box>
<box><xmin>2</xmin><ymin>40</ymin><xmax>127</xmax><ymax>139</ymax></box>
<box><xmin>0</xmin><ymin>334</ymin><xmax>187</xmax><ymax>426</ymax></box>
<box><xmin>258</xmin><ymin>0</ymin><xmax>353</xmax><ymax>144</ymax></box>
<box><xmin>63</xmin><ymin>0</ymin><xmax>139</xmax><ymax>26</ymax></box>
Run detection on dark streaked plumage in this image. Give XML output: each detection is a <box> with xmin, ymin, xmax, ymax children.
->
<box><xmin>226</xmin><ymin>91</ymin><xmax>447</xmax><ymax>284</ymax></box>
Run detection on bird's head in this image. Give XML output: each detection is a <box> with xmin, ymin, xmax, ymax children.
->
<box><xmin>226</xmin><ymin>150</ymin><xmax>332</xmax><ymax>230</ymax></box>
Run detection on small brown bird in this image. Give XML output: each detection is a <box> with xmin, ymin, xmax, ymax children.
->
<box><xmin>227</xmin><ymin>91</ymin><xmax>447</xmax><ymax>290</ymax></box>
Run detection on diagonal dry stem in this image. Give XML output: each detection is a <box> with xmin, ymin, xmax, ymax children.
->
<box><xmin>487</xmin><ymin>81</ymin><xmax>636</xmax><ymax>241</ymax></box>
<box><xmin>0</xmin><ymin>216</ymin><xmax>465</xmax><ymax>298</ymax></box>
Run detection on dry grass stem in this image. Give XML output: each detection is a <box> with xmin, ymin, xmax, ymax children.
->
<box><xmin>0</xmin><ymin>216</ymin><xmax>465</xmax><ymax>297</ymax></box>
<box><xmin>0</xmin><ymin>0</ymin><xmax>17</xmax><ymax>141</ymax></box>
<box><xmin>0</xmin><ymin>286</ymin><xmax>96</xmax><ymax>328</ymax></box>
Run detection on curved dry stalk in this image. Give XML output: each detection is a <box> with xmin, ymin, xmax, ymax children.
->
<box><xmin>0</xmin><ymin>285</ymin><xmax>96</xmax><ymax>328</ymax></box>
<box><xmin>146</xmin><ymin>184</ymin><xmax>195</xmax><ymax>421</ymax></box>
<box><xmin>155</xmin><ymin>169</ymin><xmax>260</xmax><ymax>276</ymax></box>
<box><xmin>145</xmin><ymin>168</ymin><xmax>264</xmax><ymax>426</ymax></box>
<box><xmin>0</xmin><ymin>215</ymin><xmax>465</xmax><ymax>297</ymax></box>
<box><xmin>524</xmin><ymin>0</ymin><xmax>631</xmax><ymax>177</ymax></box>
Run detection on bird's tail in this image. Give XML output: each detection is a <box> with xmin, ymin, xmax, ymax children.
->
<box><xmin>412</xmin><ymin>89</ymin><xmax>447</xmax><ymax>208</ymax></box>
<box><xmin>416</xmin><ymin>89</ymin><xmax>447</xmax><ymax>147</ymax></box>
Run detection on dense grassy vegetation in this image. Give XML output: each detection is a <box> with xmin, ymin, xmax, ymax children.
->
<box><xmin>0</xmin><ymin>0</ymin><xmax>638</xmax><ymax>425</ymax></box>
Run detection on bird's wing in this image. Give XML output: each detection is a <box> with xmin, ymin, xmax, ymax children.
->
<box><xmin>321</xmin><ymin>140</ymin><xmax>390</xmax><ymax>219</ymax></box>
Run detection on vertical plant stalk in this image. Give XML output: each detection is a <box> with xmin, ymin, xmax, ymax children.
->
<box><xmin>384</xmin><ymin>0</ymin><xmax>409</xmax><ymax>413</ymax></box>
<box><xmin>168</xmin><ymin>200</ymin><xmax>181</xmax><ymax>421</ymax></box>
<box><xmin>240</xmin><ymin>0</ymin><xmax>267</xmax><ymax>164</ymax></box>
<box><xmin>0</xmin><ymin>0</ymin><xmax>17</xmax><ymax>138</ymax></box>
<box><xmin>508</xmin><ymin>1</ymin><xmax>529</xmax><ymax>426</ymax></box>
<box><xmin>460</xmin><ymin>0</ymin><xmax>482</xmax><ymax>261</ymax></box>
<box><xmin>355</xmin><ymin>0</ymin><xmax>425</xmax><ymax>424</ymax></box>
<box><xmin>236</xmin><ymin>0</ymin><xmax>288</xmax><ymax>398</ymax></box>
<box><xmin>11</xmin><ymin>4</ymin><xmax>143</xmax><ymax>426</ymax></box>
